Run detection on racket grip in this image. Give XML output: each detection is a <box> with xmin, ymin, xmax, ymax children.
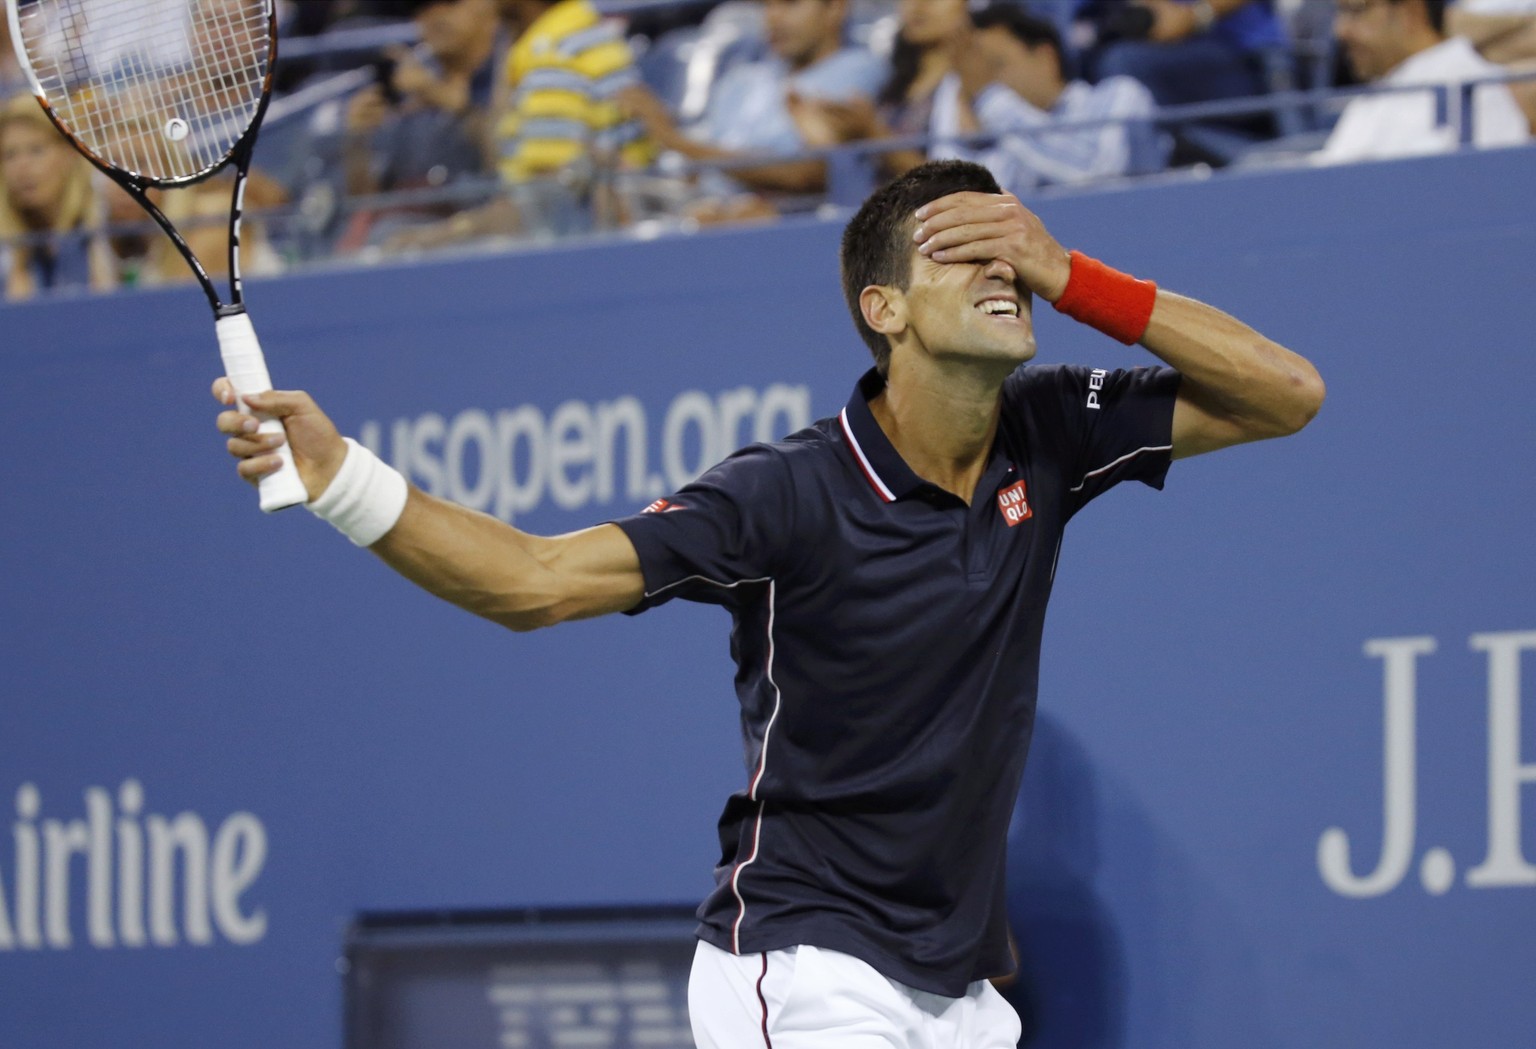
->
<box><xmin>216</xmin><ymin>313</ymin><xmax>309</xmax><ymax>513</ymax></box>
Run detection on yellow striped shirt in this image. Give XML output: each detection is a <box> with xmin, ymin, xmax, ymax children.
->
<box><xmin>495</xmin><ymin>0</ymin><xmax>653</xmax><ymax>183</ymax></box>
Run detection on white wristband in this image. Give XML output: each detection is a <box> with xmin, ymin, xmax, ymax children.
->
<box><xmin>306</xmin><ymin>438</ymin><xmax>409</xmax><ymax>547</ymax></box>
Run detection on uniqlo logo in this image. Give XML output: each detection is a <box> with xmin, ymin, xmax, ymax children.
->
<box><xmin>997</xmin><ymin>480</ymin><xmax>1032</xmax><ymax>526</ymax></box>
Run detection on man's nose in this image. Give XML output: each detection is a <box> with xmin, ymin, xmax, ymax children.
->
<box><xmin>983</xmin><ymin>257</ymin><xmax>1017</xmax><ymax>283</ymax></box>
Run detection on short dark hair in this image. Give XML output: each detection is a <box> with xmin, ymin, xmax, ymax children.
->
<box><xmin>840</xmin><ymin>160</ymin><xmax>1002</xmax><ymax>373</ymax></box>
<box><xmin>971</xmin><ymin>3</ymin><xmax>1064</xmax><ymax>68</ymax></box>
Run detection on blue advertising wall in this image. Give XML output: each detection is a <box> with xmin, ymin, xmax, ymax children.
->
<box><xmin>1</xmin><ymin>145</ymin><xmax>1534</xmax><ymax>1049</ymax></box>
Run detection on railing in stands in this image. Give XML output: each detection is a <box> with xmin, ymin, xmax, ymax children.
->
<box><xmin>2</xmin><ymin>69</ymin><xmax>1532</xmax><ymax>298</ymax></box>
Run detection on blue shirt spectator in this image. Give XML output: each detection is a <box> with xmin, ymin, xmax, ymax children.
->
<box><xmin>931</xmin><ymin>5</ymin><xmax>1169</xmax><ymax>194</ymax></box>
<box><xmin>933</xmin><ymin>77</ymin><xmax>1167</xmax><ymax>192</ymax></box>
<box><xmin>620</xmin><ymin>0</ymin><xmax>887</xmax><ymax>204</ymax></box>
<box><xmin>346</xmin><ymin>45</ymin><xmax>498</xmax><ymax>196</ymax></box>
<box><xmin>1204</xmin><ymin>0</ymin><xmax>1287</xmax><ymax>52</ymax></box>
<box><xmin>289</xmin><ymin>0</ymin><xmax>501</xmax><ymax>250</ymax></box>
<box><xmin>1073</xmin><ymin>0</ymin><xmax>1288</xmax><ymax>108</ymax></box>
<box><xmin>696</xmin><ymin>47</ymin><xmax>885</xmax><ymax>156</ymax></box>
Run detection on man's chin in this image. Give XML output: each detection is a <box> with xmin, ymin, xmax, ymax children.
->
<box><xmin>997</xmin><ymin>332</ymin><xmax>1038</xmax><ymax>364</ymax></box>
<box><xmin>931</xmin><ymin>339</ymin><xmax>1037</xmax><ymax>371</ymax></box>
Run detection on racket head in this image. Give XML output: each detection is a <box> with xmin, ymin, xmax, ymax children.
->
<box><xmin>6</xmin><ymin>0</ymin><xmax>276</xmax><ymax>188</ymax></box>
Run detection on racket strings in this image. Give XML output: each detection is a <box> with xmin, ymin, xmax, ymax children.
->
<box><xmin>15</xmin><ymin>0</ymin><xmax>271</xmax><ymax>182</ymax></box>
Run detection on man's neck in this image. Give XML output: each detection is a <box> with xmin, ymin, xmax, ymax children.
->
<box><xmin>869</xmin><ymin>357</ymin><xmax>1011</xmax><ymax>505</ymax></box>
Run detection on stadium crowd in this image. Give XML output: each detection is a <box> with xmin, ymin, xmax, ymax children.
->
<box><xmin>1</xmin><ymin>0</ymin><xmax>1533</xmax><ymax>301</ymax></box>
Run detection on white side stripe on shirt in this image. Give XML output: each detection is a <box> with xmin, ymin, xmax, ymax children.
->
<box><xmin>1068</xmin><ymin>444</ymin><xmax>1172</xmax><ymax>493</ymax></box>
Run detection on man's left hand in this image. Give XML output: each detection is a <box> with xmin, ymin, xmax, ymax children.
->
<box><xmin>913</xmin><ymin>191</ymin><xmax>1072</xmax><ymax>302</ymax></box>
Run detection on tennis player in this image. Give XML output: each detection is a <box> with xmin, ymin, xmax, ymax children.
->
<box><xmin>214</xmin><ymin>160</ymin><xmax>1323</xmax><ymax>1047</ymax></box>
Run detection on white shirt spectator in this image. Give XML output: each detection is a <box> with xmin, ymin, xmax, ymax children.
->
<box><xmin>1315</xmin><ymin>35</ymin><xmax>1530</xmax><ymax>164</ymax></box>
<box><xmin>928</xmin><ymin>72</ymin><xmax>1167</xmax><ymax>194</ymax></box>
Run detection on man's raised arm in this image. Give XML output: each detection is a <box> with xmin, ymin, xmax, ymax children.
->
<box><xmin>910</xmin><ymin>191</ymin><xmax>1326</xmax><ymax>459</ymax></box>
<box><xmin>213</xmin><ymin>380</ymin><xmax>645</xmax><ymax>632</ymax></box>
<box><xmin>1138</xmin><ymin>291</ymin><xmax>1326</xmax><ymax>460</ymax></box>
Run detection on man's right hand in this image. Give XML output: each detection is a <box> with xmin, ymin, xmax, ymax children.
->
<box><xmin>213</xmin><ymin>379</ymin><xmax>349</xmax><ymax>503</ymax></box>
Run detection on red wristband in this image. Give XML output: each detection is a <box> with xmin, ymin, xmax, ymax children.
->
<box><xmin>1052</xmin><ymin>250</ymin><xmax>1158</xmax><ymax>345</ymax></box>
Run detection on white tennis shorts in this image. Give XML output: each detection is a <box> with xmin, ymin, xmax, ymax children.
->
<box><xmin>688</xmin><ymin>939</ymin><xmax>1022</xmax><ymax>1048</ymax></box>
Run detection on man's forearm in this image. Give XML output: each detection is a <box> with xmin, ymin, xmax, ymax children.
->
<box><xmin>369</xmin><ymin>490</ymin><xmax>566</xmax><ymax>631</ymax></box>
<box><xmin>1141</xmin><ymin>291</ymin><xmax>1325</xmax><ymax>451</ymax></box>
<box><xmin>369</xmin><ymin>488</ymin><xmax>643</xmax><ymax>631</ymax></box>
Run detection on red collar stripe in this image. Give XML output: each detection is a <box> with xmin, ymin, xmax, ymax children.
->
<box><xmin>838</xmin><ymin>408</ymin><xmax>896</xmax><ymax>503</ymax></box>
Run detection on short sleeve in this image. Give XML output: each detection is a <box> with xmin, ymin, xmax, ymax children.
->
<box><xmin>610</xmin><ymin>444</ymin><xmax>795</xmax><ymax>614</ymax></box>
<box><xmin>1007</xmin><ymin>364</ymin><xmax>1181</xmax><ymax>515</ymax></box>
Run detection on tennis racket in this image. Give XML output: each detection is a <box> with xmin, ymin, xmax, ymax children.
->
<box><xmin>5</xmin><ymin>0</ymin><xmax>306</xmax><ymax>511</ymax></box>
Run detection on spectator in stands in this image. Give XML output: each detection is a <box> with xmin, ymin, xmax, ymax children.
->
<box><xmin>331</xmin><ymin>0</ymin><xmax>500</xmax><ymax>250</ymax></box>
<box><xmin>615</xmin><ymin>0</ymin><xmax>886</xmax><ymax>216</ymax></box>
<box><xmin>386</xmin><ymin>0</ymin><xmax>650</xmax><ymax>250</ymax></box>
<box><xmin>930</xmin><ymin>5</ymin><xmax>1168</xmax><ymax>195</ymax></box>
<box><xmin>1315</xmin><ymin>0</ymin><xmax>1530</xmax><ymax>164</ymax></box>
<box><xmin>273</xmin><ymin>1</ymin><xmax>391</xmax><ymax>93</ymax></box>
<box><xmin>99</xmin><ymin>167</ymin><xmax>289</xmax><ymax>289</ymax></box>
<box><xmin>285</xmin><ymin>0</ymin><xmax>374</xmax><ymax>37</ymax></box>
<box><xmin>1075</xmin><ymin>0</ymin><xmax>1288</xmax><ymax>109</ymax></box>
<box><xmin>80</xmin><ymin>104</ymin><xmax>288</xmax><ymax>287</ymax></box>
<box><xmin>492</xmin><ymin>0</ymin><xmax>650</xmax><ymax>184</ymax></box>
<box><xmin>1448</xmin><ymin>0</ymin><xmax>1536</xmax><ymax>132</ymax></box>
<box><xmin>0</xmin><ymin>97</ymin><xmax>115</xmax><ymax>300</ymax></box>
<box><xmin>880</xmin><ymin>0</ymin><xmax>973</xmax><ymax>137</ymax></box>
<box><xmin>782</xmin><ymin>0</ymin><xmax>971</xmax><ymax>180</ymax></box>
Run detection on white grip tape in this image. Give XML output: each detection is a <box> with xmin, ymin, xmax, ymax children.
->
<box><xmin>306</xmin><ymin>438</ymin><xmax>408</xmax><ymax>547</ymax></box>
<box><xmin>215</xmin><ymin>313</ymin><xmax>308</xmax><ymax>513</ymax></box>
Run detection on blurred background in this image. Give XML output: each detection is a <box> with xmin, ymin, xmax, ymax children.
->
<box><xmin>2</xmin><ymin>2</ymin><xmax>1535</xmax><ymax>1047</ymax></box>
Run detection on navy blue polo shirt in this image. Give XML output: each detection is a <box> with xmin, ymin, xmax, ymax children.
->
<box><xmin>613</xmin><ymin>362</ymin><xmax>1180</xmax><ymax>997</ymax></box>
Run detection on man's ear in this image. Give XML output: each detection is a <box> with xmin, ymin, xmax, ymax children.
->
<box><xmin>860</xmin><ymin>284</ymin><xmax>907</xmax><ymax>338</ymax></box>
